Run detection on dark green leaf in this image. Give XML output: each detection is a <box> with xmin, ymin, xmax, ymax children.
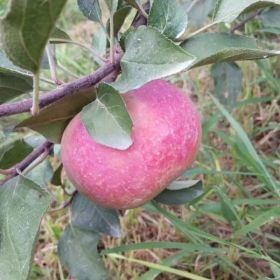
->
<box><xmin>154</xmin><ymin>180</ymin><xmax>203</xmax><ymax>205</ymax></box>
<box><xmin>181</xmin><ymin>32</ymin><xmax>280</xmax><ymax>68</ymax></box>
<box><xmin>260</xmin><ymin>7</ymin><xmax>280</xmax><ymax>28</ymax></box>
<box><xmin>112</xmin><ymin>6</ymin><xmax>131</xmax><ymax>35</ymax></box>
<box><xmin>72</xmin><ymin>193</ymin><xmax>121</xmax><ymax>238</ymax></box>
<box><xmin>216</xmin><ymin>187</ymin><xmax>240</xmax><ymax>227</ymax></box>
<box><xmin>51</xmin><ymin>164</ymin><xmax>63</xmax><ymax>186</ymax></box>
<box><xmin>105</xmin><ymin>0</ymin><xmax>119</xmax><ymax>12</ymax></box>
<box><xmin>92</xmin><ymin>27</ymin><xmax>107</xmax><ymax>66</ymax></box>
<box><xmin>188</xmin><ymin>0</ymin><xmax>215</xmax><ymax>28</ymax></box>
<box><xmin>0</xmin><ymin>175</ymin><xmax>51</xmax><ymax>280</ymax></box>
<box><xmin>148</xmin><ymin>0</ymin><xmax>188</xmax><ymax>40</ymax></box>
<box><xmin>17</xmin><ymin>89</ymin><xmax>96</xmax><ymax>144</ymax></box>
<box><xmin>0</xmin><ymin>0</ymin><xmax>8</xmax><ymax>16</ymax></box>
<box><xmin>211</xmin><ymin>62</ymin><xmax>243</xmax><ymax>108</ymax></box>
<box><xmin>0</xmin><ymin>72</ymin><xmax>33</xmax><ymax>103</ymax></box>
<box><xmin>24</xmin><ymin>135</ymin><xmax>46</xmax><ymax>148</ymax></box>
<box><xmin>112</xmin><ymin>26</ymin><xmax>195</xmax><ymax>93</ymax></box>
<box><xmin>0</xmin><ymin>49</ymin><xmax>33</xmax><ymax>102</ymax></box>
<box><xmin>81</xmin><ymin>83</ymin><xmax>133</xmax><ymax>150</ymax></box>
<box><xmin>0</xmin><ymin>0</ymin><xmax>67</xmax><ymax>73</ymax></box>
<box><xmin>211</xmin><ymin>95</ymin><xmax>279</xmax><ymax>196</ymax></box>
<box><xmin>49</xmin><ymin>27</ymin><xmax>71</xmax><ymax>43</ymax></box>
<box><xmin>40</xmin><ymin>45</ymin><xmax>56</xmax><ymax>70</ymax></box>
<box><xmin>213</xmin><ymin>0</ymin><xmax>280</xmax><ymax>23</ymax></box>
<box><xmin>58</xmin><ymin>225</ymin><xmax>110</xmax><ymax>280</ymax></box>
<box><xmin>0</xmin><ymin>49</ymin><xmax>31</xmax><ymax>76</ymax></box>
<box><xmin>78</xmin><ymin>0</ymin><xmax>102</xmax><ymax>22</ymax></box>
<box><xmin>26</xmin><ymin>160</ymin><xmax>54</xmax><ymax>188</ymax></box>
<box><xmin>125</xmin><ymin>0</ymin><xmax>144</xmax><ymax>10</ymax></box>
<box><xmin>0</xmin><ymin>139</ymin><xmax>33</xmax><ymax>169</ymax></box>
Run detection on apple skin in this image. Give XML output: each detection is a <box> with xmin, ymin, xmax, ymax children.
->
<box><xmin>61</xmin><ymin>80</ymin><xmax>201</xmax><ymax>209</ymax></box>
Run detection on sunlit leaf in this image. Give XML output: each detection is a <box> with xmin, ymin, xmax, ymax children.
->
<box><xmin>72</xmin><ymin>193</ymin><xmax>121</xmax><ymax>237</ymax></box>
<box><xmin>0</xmin><ymin>0</ymin><xmax>67</xmax><ymax>72</ymax></box>
<box><xmin>112</xmin><ymin>26</ymin><xmax>195</xmax><ymax>93</ymax></box>
<box><xmin>0</xmin><ymin>175</ymin><xmax>51</xmax><ymax>280</ymax></box>
<box><xmin>81</xmin><ymin>83</ymin><xmax>133</xmax><ymax>150</ymax></box>
<box><xmin>58</xmin><ymin>225</ymin><xmax>109</xmax><ymax>280</ymax></box>
<box><xmin>148</xmin><ymin>0</ymin><xmax>188</xmax><ymax>40</ymax></box>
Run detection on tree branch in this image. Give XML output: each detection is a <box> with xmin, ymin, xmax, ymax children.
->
<box><xmin>0</xmin><ymin>50</ymin><xmax>123</xmax><ymax>118</ymax></box>
<box><xmin>0</xmin><ymin>141</ymin><xmax>53</xmax><ymax>185</ymax></box>
<box><xmin>230</xmin><ymin>9</ymin><xmax>262</xmax><ymax>33</ymax></box>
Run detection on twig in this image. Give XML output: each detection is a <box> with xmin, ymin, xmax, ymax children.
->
<box><xmin>0</xmin><ymin>50</ymin><xmax>123</xmax><ymax>117</ymax></box>
<box><xmin>48</xmin><ymin>190</ymin><xmax>78</xmax><ymax>212</ymax></box>
<box><xmin>109</xmin><ymin>9</ymin><xmax>115</xmax><ymax>64</ymax></box>
<box><xmin>0</xmin><ymin>141</ymin><xmax>53</xmax><ymax>185</ymax></box>
<box><xmin>53</xmin><ymin>39</ymin><xmax>108</xmax><ymax>63</ymax></box>
<box><xmin>46</xmin><ymin>44</ymin><xmax>62</xmax><ymax>85</ymax></box>
<box><xmin>186</xmin><ymin>0</ymin><xmax>200</xmax><ymax>13</ymax></box>
<box><xmin>230</xmin><ymin>9</ymin><xmax>262</xmax><ymax>33</ymax></box>
<box><xmin>30</xmin><ymin>72</ymin><xmax>40</xmax><ymax>116</ymax></box>
<box><xmin>132</xmin><ymin>2</ymin><xmax>149</xmax><ymax>28</ymax></box>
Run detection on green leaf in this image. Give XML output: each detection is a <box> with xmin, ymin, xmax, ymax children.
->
<box><xmin>0</xmin><ymin>49</ymin><xmax>33</xmax><ymax>103</ymax></box>
<box><xmin>108</xmin><ymin>253</ymin><xmax>210</xmax><ymax>280</ymax></box>
<box><xmin>92</xmin><ymin>28</ymin><xmax>107</xmax><ymax>57</ymax></box>
<box><xmin>58</xmin><ymin>225</ymin><xmax>110</xmax><ymax>280</ymax></box>
<box><xmin>105</xmin><ymin>0</ymin><xmax>119</xmax><ymax>13</ymax></box>
<box><xmin>260</xmin><ymin>7</ymin><xmax>280</xmax><ymax>28</ymax></box>
<box><xmin>0</xmin><ymin>49</ymin><xmax>31</xmax><ymax>76</ymax></box>
<box><xmin>49</xmin><ymin>27</ymin><xmax>71</xmax><ymax>43</ymax></box>
<box><xmin>0</xmin><ymin>0</ymin><xmax>67</xmax><ymax>73</ymax></box>
<box><xmin>112</xmin><ymin>5</ymin><xmax>131</xmax><ymax>35</ymax></box>
<box><xmin>125</xmin><ymin>0</ymin><xmax>144</xmax><ymax>10</ymax></box>
<box><xmin>215</xmin><ymin>187</ymin><xmax>240</xmax><ymax>228</ymax></box>
<box><xmin>71</xmin><ymin>193</ymin><xmax>121</xmax><ymax>237</ymax></box>
<box><xmin>0</xmin><ymin>138</ymin><xmax>33</xmax><ymax>169</ymax></box>
<box><xmin>181</xmin><ymin>32</ymin><xmax>280</xmax><ymax>68</ymax></box>
<box><xmin>148</xmin><ymin>0</ymin><xmax>188</xmax><ymax>40</ymax></box>
<box><xmin>188</xmin><ymin>0</ymin><xmax>215</xmax><ymax>28</ymax></box>
<box><xmin>213</xmin><ymin>0</ymin><xmax>280</xmax><ymax>23</ymax></box>
<box><xmin>17</xmin><ymin>89</ymin><xmax>96</xmax><ymax>144</ymax></box>
<box><xmin>80</xmin><ymin>83</ymin><xmax>133</xmax><ymax>150</ymax></box>
<box><xmin>112</xmin><ymin>26</ymin><xmax>195</xmax><ymax>93</ymax></box>
<box><xmin>211</xmin><ymin>95</ymin><xmax>280</xmax><ymax>196</ymax></box>
<box><xmin>0</xmin><ymin>175</ymin><xmax>51</xmax><ymax>280</ymax></box>
<box><xmin>139</xmin><ymin>250</ymin><xmax>193</xmax><ymax>280</ymax></box>
<box><xmin>234</xmin><ymin>208</ymin><xmax>280</xmax><ymax>237</ymax></box>
<box><xmin>77</xmin><ymin>0</ymin><xmax>102</xmax><ymax>22</ymax></box>
<box><xmin>26</xmin><ymin>160</ymin><xmax>54</xmax><ymax>188</ymax></box>
<box><xmin>51</xmin><ymin>164</ymin><xmax>63</xmax><ymax>186</ymax></box>
<box><xmin>154</xmin><ymin>180</ymin><xmax>203</xmax><ymax>205</ymax></box>
<box><xmin>0</xmin><ymin>72</ymin><xmax>33</xmax><ymax>103</ymax></box>
<box><xmin>211</xmin><ymin>62</ymin><xmax>243</xmax><ymax>108</ymax></box>
<box><xmin>102</xmin><ymin>242</ymin><xmax>224</xmax><ymax>255</ymax></box>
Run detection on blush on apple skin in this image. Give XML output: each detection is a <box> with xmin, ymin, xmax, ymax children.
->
<box><xmin>61</xmin><ymin>80</ymin><xmax>201</xmax><ymax>209</ymax></box>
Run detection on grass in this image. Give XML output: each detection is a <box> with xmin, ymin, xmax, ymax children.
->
<box><xmin>1</xmin><ymin>1</ymin><xmax>279</xmax><ymax>279</ymax></box>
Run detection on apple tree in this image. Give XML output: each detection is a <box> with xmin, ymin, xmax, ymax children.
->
<box><xmin>0</xmin><ymin>0</ymin><xmax>279</xmax><ymax>279</ymax></box>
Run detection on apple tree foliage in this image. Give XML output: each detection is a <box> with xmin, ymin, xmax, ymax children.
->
<box><xmin>0</xmin><ymin>0</ymin><xmax>279</xmax><ymax>279</ymax></box>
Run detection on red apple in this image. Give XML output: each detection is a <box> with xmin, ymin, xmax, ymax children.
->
<box><xmin>61</xmin><ymin>80</ymin><xmax>201</xmax><ymax>209</ymax></box>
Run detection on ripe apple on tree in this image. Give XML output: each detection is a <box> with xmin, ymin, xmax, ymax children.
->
<box><xmin>61</xmin><ymin>80</ymin><xmax>201</xmax><ymax>209</ymax></box>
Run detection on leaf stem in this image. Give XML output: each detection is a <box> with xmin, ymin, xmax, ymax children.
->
<box><xmin>230</xmin><ymin>9</ymin><xmax>262</xmax><ymax>33</ymax></box>
<box><xmin>46</xmin><ymin>44</ymin><xmax>62</xmax><ymax>85</ymax></box>
<box><xmin>54</xmin><ymin>39</ymin><xmax>107</xmax><ymax>63</ymax></box>
<box><xmin>179</xmin><ymin>22</ymin><xmax>217</xmax><ymax>41</ymax></box>
<box><xmin>31</xmin><ymin>71</ymin><xmax>40</xmax><ymax>116</ymax></box>
<box><xmin>186</xmin><ymin>0</ymin><xmax>200</xmax><ymax>13</ymax></box>
<box><xmin>0</xmin><ymin>141</ymin><xmax>53</xmax><ymax>185</ymax></box>
<box><xmin>110</xmin><ymin>9</ymin><xmax>115</xmax><ymax>64</ymax></box>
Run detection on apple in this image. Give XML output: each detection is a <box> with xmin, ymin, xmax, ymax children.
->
<box><xmin>61</xmin><ymin>80</ymin><xmax>201</xmax><ymax>209</ymax></box>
